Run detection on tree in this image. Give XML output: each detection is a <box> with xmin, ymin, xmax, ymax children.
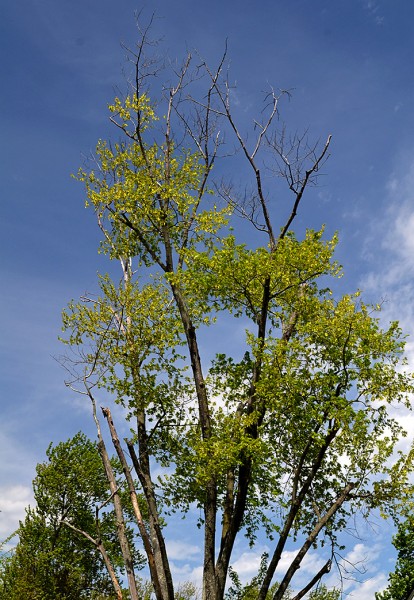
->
<box><xmin>61</xmin><ymin>22</ymin><xmax>414</xmax><ymax>600</ymax></box>
<box><xmin>0</xmin><ymin>433</ymin><xmax>140</xmax><ymax>599</ymax></box>
<box><xmin>376</xmin><ymin>515</ymin><xmax>414</xmax><ymax>600</ymax></box>
<box><xmin>0</xmin><ymin>531</ymin><xmax>17</xmax><ymax>594</ymax></box>
<box><xmin>308</xmin><ymin>585</ymin><xmax>340</xmax><ymax>600</ymax></box>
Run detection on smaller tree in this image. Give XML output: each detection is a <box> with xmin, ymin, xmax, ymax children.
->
<box><xmin>225</xmin><ymin>553</ymin><xmax>287</xmax><ymax>599</ymax></box>
<box><xmin>308</xmin><ymin>585</ymin><xmax>340</xmax><ymax>600</ymax></box>
<box><xmin>376</xmin><ymin>515</ymin><xmax>414</xmax><ymax>600</ymax></box>
<box><xmin>175</xmin><ymin>581</ymin><xmax>201</xmax><ymax>600</ymax></box>
<box><xmin>0</xmin><ymin>531</ymin><xmax>17</xmax><ymax>592</ymax></box>
<box><xmin>1</xmin><ymin>433</ymin><xmax>140</xmax><ymax>599</ymax></box>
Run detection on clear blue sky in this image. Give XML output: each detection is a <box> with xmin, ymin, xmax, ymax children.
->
<box><xmin>1</xmin><ymin>1</ymin><xmax>414</xmax><ymax>596</ymax></box>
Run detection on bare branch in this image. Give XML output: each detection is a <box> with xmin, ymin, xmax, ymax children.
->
<box><xmin>278</xmin><ymin>134</ymin><xmax>332</xmax><ymax>241</ymax></box>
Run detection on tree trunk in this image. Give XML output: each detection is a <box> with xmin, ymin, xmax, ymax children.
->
<box><xmin>103</xmin><ymin>407</ymin><xmax>169</xmax><ymax>600</ymax></box>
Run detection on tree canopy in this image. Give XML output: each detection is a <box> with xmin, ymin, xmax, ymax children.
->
<box><xmin>376</xmin><ymin>515</ymin><xmax>414</xmax><ymax>600</ymax></box>
<box><xmin>56</xmin><ymin>25</ymin><xmax>414</xmax><ymax>600</ymax></box>
<box><xmin>0</xmin><ymin>433</ymin><xmax>141</xmax><ymax>599</ymax></box>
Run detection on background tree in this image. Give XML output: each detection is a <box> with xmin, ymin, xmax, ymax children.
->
<box><xmin>376</xmin><ymin>515</ymin><xmax>414</xmax><ymax>600</ymax></box>
<box><xmin>0</xmin><ymin>433</ymin><xmax>141</xmax><ymax>599</ymax></box>
<box><xmin>0</xmin><ymin>531</ymin><xmax>17</xmax><ymax>595</ymax></box>
<box><xmin>61</xmin><ymin>21</ymin><xmax>414</xmax><ymax>600</ymax></box>
<box><xmin>225</xmin><ymin>553</ymin><xmax>291</xmax><ymax>599</ymax></box>
<box><xmin>308</xmin><ymin>585</ymin><xmax>340</xmax><ymax>600</ymax></box>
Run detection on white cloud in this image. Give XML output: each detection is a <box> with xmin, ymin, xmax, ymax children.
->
<box><xmin>166</xmin><ymin>539</ymin><xmax>202</xmax><ymax>561</ymax></box>
<box><xmin>228</xmin><ymin>546</ymin><xmax>327</xmax><ymax>591</ymax></box>
<box><xmin>230</xmin><ymin>550</ymin><xmax>264</xmax><ymax>579</ymax></box>
<box><xmin>320</xmin><ymin>541</ymin><xmax>388</xmax><ymax>595</ymax></box>
<box><xmin>342</xmin><ymin>542</ymin><xmax>381</xmax><ymax>571</ymax></box>
<box><xmin>276</xmin><ymin>549</ymin><xmax>326</xmax><ymax>577</ymax></box>
<box><xmin>347</xmin><ymin>573</ymin><xmax>388</xmax><ymax>599</ymax></box>
<box><xmin>169</xmin><ymin>563</ymin><xmax>203</xmax><ymax>587</ymax></box>
<box><xmin>0</xmin><ymin>428</ymin><xmax>39</xmax><ymax>540</ymax></box>
<box><xmin>0</xmin><ymin>484</ymin><xmax>33</xmax><ymax>541</ymax></box>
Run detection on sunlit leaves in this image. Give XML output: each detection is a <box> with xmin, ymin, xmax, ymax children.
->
<box><xmin>376</xmin><ymin>514</ymin><xmax>414</xmax><ymax>599</ymax></box>
<box><xmin>65</xmin><ymin>87</ymin><xmax>414</xmax><ymax>591</ymax></box>
<box><xmin>75</xmin><ymin>95</ymin><xmax>230</xmax><ymax>271</ymax></box>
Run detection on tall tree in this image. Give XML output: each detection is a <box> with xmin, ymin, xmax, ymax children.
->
<box><xmin>61</xmin><ymin>23</ymin><xmax>414</xmax><ymax>600</ymax></box>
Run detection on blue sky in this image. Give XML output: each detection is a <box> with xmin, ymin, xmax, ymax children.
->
<box><xmin>2</xmin><ymin>0</ymin><xmax>414</xmax><ymax>596</ymax></box>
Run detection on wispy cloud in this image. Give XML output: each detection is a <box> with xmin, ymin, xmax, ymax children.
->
<box><xmin>361</xmin><ymin>0</ymin><xmax>385</xmax><ymax>25</ymax></box>
<box><xmin>318</xmin><ymin>541</ymin><xmax>387</xmax><ymax>595</ymax></box>
<box><xmin>361</xmin><ymin>157</ymin><xmax>414</xmax><ymax>375</ymax></box>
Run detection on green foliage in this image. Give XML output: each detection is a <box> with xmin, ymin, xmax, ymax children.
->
<box><xmin>61</xmin><ymin>58</ymin><xmax>414</xmax><ymax>599</ymax></box>
<box><xmin>376</xmin><ymin>515</ymin><xmax>414</xmax><ymax>599</ymax></box>
<box><xmin>308</xmin><ymin>585</ymin><xmax>341</xmax><ymax>600</ymax></box>
<box><xmin>174</xmin><ymin>581</ymin><xmax>201</xmax><ymax>600</ymax></box>
<box><xmin>0</xmin><ymin>531</ymin><xmax>17</xmax><ymax>594</ymax></box>
<box><xmin>1</xmin><ymin>508</ymin><xmax>112</xmax><ymax>600</ymax></box>
<box><xmin>0</xmin><ymin>434</ymin><xmax>141</xmax><ymax>599</ymax></box>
